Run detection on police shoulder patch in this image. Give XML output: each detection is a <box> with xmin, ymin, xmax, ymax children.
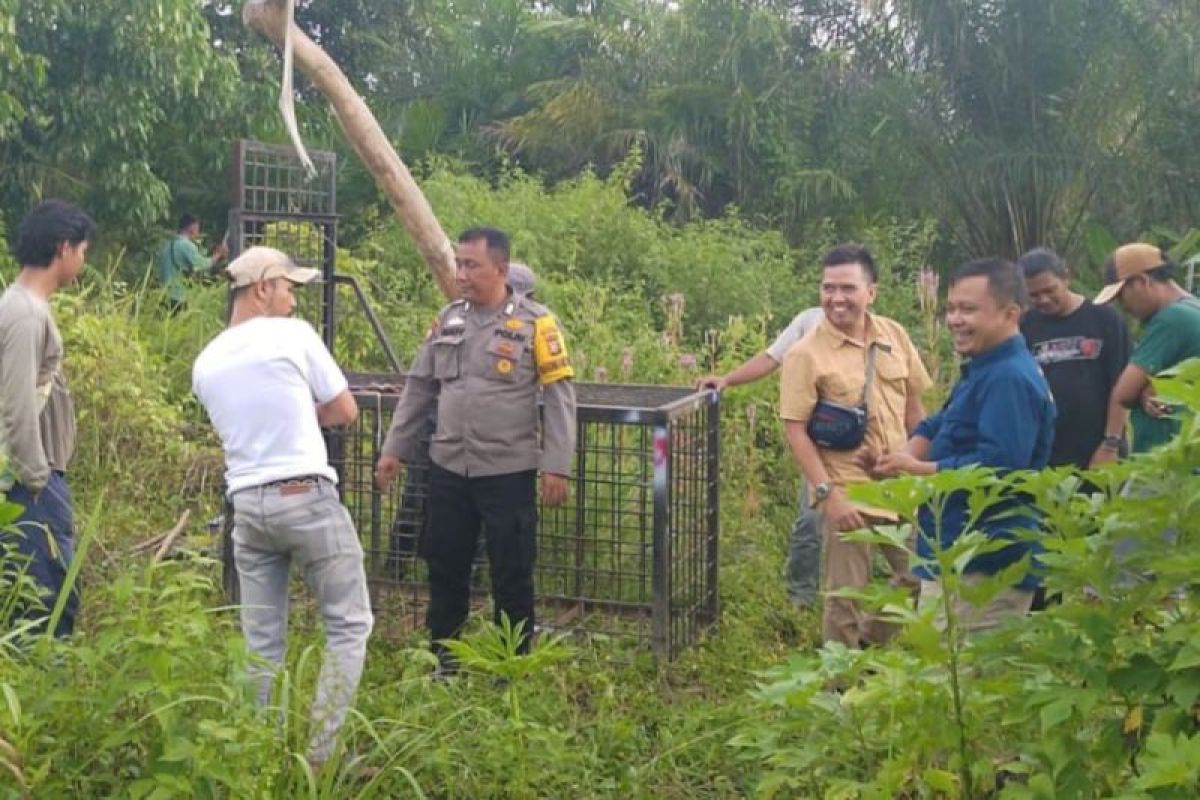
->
<box><xmin>533</xmin><ymin>314</ymin><xmax>574</xmax><ymax>385</ymax></box>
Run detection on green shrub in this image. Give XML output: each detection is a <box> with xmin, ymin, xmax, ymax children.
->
<box><xmin>56</xmin><ymin>288</ymin><xmax>202</xmax><ymax>511</ymax></box>
<box><xmin>0</xmin><ymin>557</ymin><xmax>282</xmax><ymax>798</ymax></box>
<box><xmin>355</xmin><ymin>160</ymin><xmax>804</xmax><ymax>345</ymax></box>
<box><xmin>0</xmin><ymin>213</ymin><xmax>15</xmax><ymax>275</ymax></box>
<box><xmin>733</xmin><ymin>361</ymin><xmax>1200</xmax><ymax>799</ymax></box>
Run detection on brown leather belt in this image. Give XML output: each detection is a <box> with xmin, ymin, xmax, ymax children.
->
<box><xmin>263</xmin><ymin>475</ymin><xmax>323</xmax><ymax>496</ymax></box>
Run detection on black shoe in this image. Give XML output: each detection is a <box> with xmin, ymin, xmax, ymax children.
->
<box><xmin>432</xmin><ymin>649</ymin><xmax>460</xmax><ymax>681</ymax></box>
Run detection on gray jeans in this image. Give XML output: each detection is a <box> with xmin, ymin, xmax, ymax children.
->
<box><xmin>231</xmin><ymin>479</ymin><xmax>374</xmax><ymax>763</ymax></box>
<box><xmin>1111</xmin><ymin>477</ymin><xmax>1178</xmax><ymax>590</ymax></box>
<box><xmin>786</xmin><ymin>480</ymin><xmax>823</xmax><ymax>607</ymax></box>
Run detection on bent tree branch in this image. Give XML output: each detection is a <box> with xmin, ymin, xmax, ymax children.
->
<box><xmin>242</xmin><ymin>0</ymin><xmax>458</xmax><ymax>300</ymax></box>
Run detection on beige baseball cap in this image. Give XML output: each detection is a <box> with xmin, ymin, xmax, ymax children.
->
<box><xmin>226</xmin><ymin>246</ymin><xmax>320</xmax><ymax>288</ymax></box>
<box><xmin>1095</xmin><ymin>243</ymin><xmax>1167</xmax><ymax>305</ymax></box>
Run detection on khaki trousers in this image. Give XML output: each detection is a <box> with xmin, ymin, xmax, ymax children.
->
<box><xmin>821</xmin><ymin>512</ymin><xmax>913</xmax><ymax>647</ymax></box>
<box><xmin>918</xmin><ymin>573</ymin><xmax>1034</xmax><ymax>637</ymax></box>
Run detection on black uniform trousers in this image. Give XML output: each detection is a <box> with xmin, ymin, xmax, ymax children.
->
<box><xmin>422</xmin><ymin>463</ymin><xmax>537</xmax><ymax>656</ymax></box>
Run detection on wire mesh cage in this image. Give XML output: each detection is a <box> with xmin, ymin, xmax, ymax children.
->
<box><xmin>228</xmin><ymin>139</ymin><xmax>338</xmax><ymax>338</ymax></box>
<box><xmin>224</xmin><ymin>139</ymin><xmax>722</xmax><ymax>658</ymax></box>
<box><xmin>333</xmin><ymin>376</ymin><xmax>721</xmax><ymax>659</ymax></box>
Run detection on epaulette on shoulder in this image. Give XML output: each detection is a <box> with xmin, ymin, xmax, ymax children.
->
<box><xmin>423</xmin><ymin>298</ymin><xmax>468</xmax><ymax>340</ymax></box>
<box><xmin>439</xmin><ymin>298</ymin><xmax>468</xmax><ymax>316</ymax></box>
<box><xmin>515</xmin><ymin>294</ymin><xmax>551</xmax><ymax>318</ymax></box>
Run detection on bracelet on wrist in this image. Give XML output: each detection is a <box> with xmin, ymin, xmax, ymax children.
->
<box><xmin>1100</xmin><ymin>434</ymin><xmax>1123</xmax><ymax>452</ymax></box>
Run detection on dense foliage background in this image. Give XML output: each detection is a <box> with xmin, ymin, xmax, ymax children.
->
<box><xmin>3</xmin><ymin>1</ymin><xmax>1199</xmax><ymax>272</ymax></box>
<box><xmin>2</xmin><ymin>1</ymin><xmax>1200</xmax><ymax>797</ymax></box>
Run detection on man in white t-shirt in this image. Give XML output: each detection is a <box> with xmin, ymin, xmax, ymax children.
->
<box><xmin>697</xmin><ymin>306</ymin><xmax>824</xmax><ymax>608</ymax></box>
<box><xmin>192</xmin><ymin>246</ymin><xmax>372</xmax><ymax>771</ymax></box>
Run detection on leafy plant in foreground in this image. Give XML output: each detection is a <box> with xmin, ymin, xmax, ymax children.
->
<box><xmin>733</xmin><ymin>362</ymin><xmax>1200</xmax><ymax>798</ymax></box>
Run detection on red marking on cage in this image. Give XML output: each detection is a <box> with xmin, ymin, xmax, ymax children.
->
<box><xmin>654</xmin><ymin>432</ymin><xmax>669</xmax><ymax>468</ymax></box>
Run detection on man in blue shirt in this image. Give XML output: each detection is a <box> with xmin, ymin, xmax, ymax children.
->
<box><xmin>868</xmin><ymin>258</ymin><xmax>1055</xmax><ymax>634</ymax></box>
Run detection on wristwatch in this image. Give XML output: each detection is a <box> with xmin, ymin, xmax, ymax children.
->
<box><xmin>811</xmin><ymin>482</ymin><xmax>833</xmax><ymax>508</ymax></box>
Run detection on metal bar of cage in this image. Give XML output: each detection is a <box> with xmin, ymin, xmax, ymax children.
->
<box><xmin>332</xmin><ymin>274</ymin><xmax>403</xmax><ymax>373</ymax></box>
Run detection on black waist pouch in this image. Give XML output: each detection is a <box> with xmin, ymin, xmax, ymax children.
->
<box><xmin>806</xmin><ymin>400</ymin><xmax>868</xmax><ymax>450</ymax></box>
<box><xmin>804</xmin><ymin>341</ymin><xmax>880</xmax><ymax>451</ymax></box>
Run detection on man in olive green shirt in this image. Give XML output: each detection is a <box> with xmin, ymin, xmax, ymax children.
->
<box><xmin>156</xmin><ymin>213</ymin><xmax>228</xmax><ymax>308</ymax></box>
<box><xmin>1091</xmin><ymin>243</ymin><xmax>1200</xmax><ymax>463</ymax></box>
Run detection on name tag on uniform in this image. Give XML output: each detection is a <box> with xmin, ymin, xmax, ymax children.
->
<box><xmin>493</xmin><ymin>328</ymin><xmax>528</xmax><ymax>343</ymax></box>
<box><xmin>486</xmin><ymin>336</ymin><xmax>526</xmax><ymax>360</ymax></box>
<box><xmin>490</xmin><ymin>339</ymin><xmax>518</xmax><ymax>359</ymax></box>
<box><xmin>432</xmin><ymin>332</ymin><xmax>465</xmax><ymax>347</ymax></box>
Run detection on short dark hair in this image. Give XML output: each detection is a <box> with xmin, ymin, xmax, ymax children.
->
<box><xmin>821</xmin><ymin>243</ymin><xmax>877</xmax><ymax>284</ymax></box>
<box><xmin>14</xmin><ymin>200</ymin><xmax>97</xmax><ymax>269</ymax></box>
<box><xmin>1017</xmin><ymin>247</ymin><xmax>1068</xmax><ymax>280</ymax></box>
<box><xmin>178</xmin><ymin>213</ymin><xmax>199</xmax><ymax>232</ymax></box>
<box><xmin>950</xmin><ymin>257</ymin><xmax>1027</xmax><ymax>309</ymax></box>
<box><xmin>458</xmin><ymin>227</ymin><xmax>510</xmax><ymax>264</ymax></box>
<box><xmin>1146</xmin><ymin>264</ymin><xmax>1176</xmax><ymax>283</ymax></box>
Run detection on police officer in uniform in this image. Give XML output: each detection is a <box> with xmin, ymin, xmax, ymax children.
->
<box><xmin>376</xmin><ymin>229</ymin><xmax>576</xmax><ymax>670</ymax></box>
<box><xmin>386</xmin><ymin>261</ymin><xmax>540</xmax><ymax>576</ymax></box>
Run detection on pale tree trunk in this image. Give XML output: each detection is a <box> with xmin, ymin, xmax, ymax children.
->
<box><xmin>242</xmin><ymin>0</ymin><xmax>458</xmax><ymax>300</ymax></box>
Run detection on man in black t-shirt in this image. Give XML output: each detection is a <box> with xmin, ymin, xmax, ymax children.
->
<box><xmin>1021</xmin><ymin>248</ymin><xmax>1131</xmax><ymax>610</ymax></box>
<box><xmin>1019</xmin><ymin>248</ymin><xmax>1132</xmax><ymax>469</ymax></box>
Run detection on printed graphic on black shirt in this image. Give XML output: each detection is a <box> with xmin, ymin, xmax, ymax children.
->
<box><xmin>1021</xmin><ymin>300</ymin><xmax>1132</xmax><ymax>469</ymax></box>
<box><xmin>1030</xmin><ymin>336</ymin><xmax>1103</xmax><ymax>365</ymax></box>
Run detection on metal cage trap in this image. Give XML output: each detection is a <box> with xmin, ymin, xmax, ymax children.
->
<box><xmin>225</xmin><ymin>140</ymin><xmax>721</xmax><ymax>658</ymax></box>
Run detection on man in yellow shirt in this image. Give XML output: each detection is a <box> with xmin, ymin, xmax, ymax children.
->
<box><xmin>779</xmin><ymin>244</ymin><xmax>931</xmax><ymax>647</ymax></box>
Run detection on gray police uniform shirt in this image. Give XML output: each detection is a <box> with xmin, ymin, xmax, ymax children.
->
<box><xmin>382</xmin><ymin>291</ymin><xmax>577</xmax><ymax>478</ymax></box>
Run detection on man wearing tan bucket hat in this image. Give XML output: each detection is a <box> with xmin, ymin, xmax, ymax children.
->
<box><xmin>192</xmin><ymin>246</ymin><xmax>373</xmax><ymax>770</ymax></box>
<box><xmin>1091</xmin><ymin>243</ymin><xmax>1200</xmax><ymax>465</ymax></box>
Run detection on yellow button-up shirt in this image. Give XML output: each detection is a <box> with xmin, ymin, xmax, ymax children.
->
<box><xmin>779</xmin><ymin>313</ymin><xmax>931</xmax><ymax>492</ymax></box>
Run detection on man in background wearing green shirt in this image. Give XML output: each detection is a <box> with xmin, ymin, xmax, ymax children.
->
<box><xmin>1091</xmin><ymin>243</ymin><xmax>1200</xmax><ymax>465</ymax></box>
<box><xmin>157</xmin><ymin>213</ymin><xmax>228</xmax><ymax>311</ymax></box>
